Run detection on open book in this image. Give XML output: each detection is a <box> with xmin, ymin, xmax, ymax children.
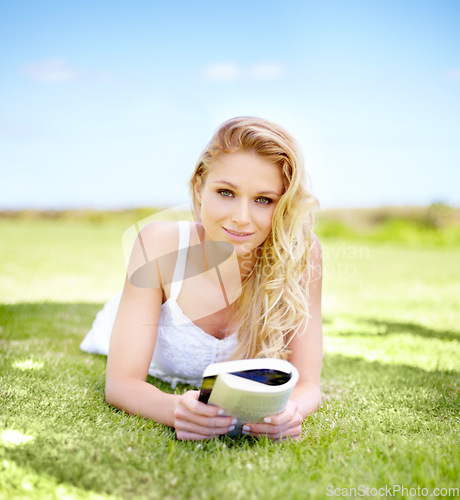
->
<box><xmin>198</xmin><ymin>358</ymin><xmax>299</xmax><ymax>436</ymax></box>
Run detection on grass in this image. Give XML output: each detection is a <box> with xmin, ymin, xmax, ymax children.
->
<box><xmin>0</xmin><ymin>209</ymin><xmax>459</xmax><ymax>499</ymax></box>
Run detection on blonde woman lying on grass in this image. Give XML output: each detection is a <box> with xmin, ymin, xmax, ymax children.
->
<box><xmin>81</xmin><ymin>116</ymin><xmax>323</xmax><ymax>441</ymax></box>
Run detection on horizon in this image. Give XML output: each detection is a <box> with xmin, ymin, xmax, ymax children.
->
<box><xmin>1</xmin><ymin>201</ymin><xmax>458</xmax><ymax>214</ymax></box>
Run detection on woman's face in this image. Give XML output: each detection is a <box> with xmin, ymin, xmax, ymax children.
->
<box><xmin>195</xmin><ymin>151</ymin><xmax>284</xmax><ymax>260</ymax></box>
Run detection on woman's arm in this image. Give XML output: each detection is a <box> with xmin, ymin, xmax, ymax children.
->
<box><xmin>241</xmin><ymin>234</ymin><xmax>323</xmax><ymax>440</ymax></box>
<box><xmin>105</xmin><ymin>275</ymin><xmax>175</xmax><ymax>422</ymax></box>
<box><xmin>105</xmin><ymin>223</ymin><xmax>236</xmax><ymax>440</ymax></box>
<box><xmin>287</xmin><ymin>233</ymin><xmax>323</xmax><ymax>418</ymax></box>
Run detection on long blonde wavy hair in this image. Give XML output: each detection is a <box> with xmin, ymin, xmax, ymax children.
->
<box><xmin>190</xmin><ymin>116</ymin><xmax>319</xmax><ymax>360</ymax></box>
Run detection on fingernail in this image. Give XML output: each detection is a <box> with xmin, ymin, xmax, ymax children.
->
<box><xmin>242</xmin><ymin>425</ymin><xmax>250</xmax><ymax>431</ymax></box>
<box><xmin>242</xmin><ymin>430</ymin><xmax>249</xmax><ymax>435</ymax></box>
<box><xmin>231</xmin><ymin>418</ymin><xmax>238</xmax><ymax>424</ymax></box>
<box><xmin>217</xmin><ymin>409</ymin><xmax>225</xmax><ymax>416</ymax></box>
<box><xmin>263</xmin><ymin>417</ymin><xmax>272</xmax><ymax>424</ymax></box>
<box><xmin>228</xmin><ymin>425</ymin><xmax>235</xmax><ymax>432</ymax></box>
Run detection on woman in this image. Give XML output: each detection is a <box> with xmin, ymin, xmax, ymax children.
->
<box><xmin>81</xmin><ymin>116</ymin><xmax>322</xmax><ymax>441</ymax></box>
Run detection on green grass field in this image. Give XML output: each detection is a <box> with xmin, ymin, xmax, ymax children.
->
<box><xmin>0</xmin><ymin>212</ymin><xmax>459</xmax><ymax>499</ymax></box>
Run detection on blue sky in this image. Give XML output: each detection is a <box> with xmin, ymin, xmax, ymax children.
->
<box><xmin>1</xmin><ymin>0</ymin><xmax>459</xmax><ymax>209</ymax></box>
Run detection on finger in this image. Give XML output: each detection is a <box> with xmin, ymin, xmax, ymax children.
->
<box><xmin>261</xmin><ymin>402</ymin><xmax>299</xmax><ymax>426</ymax></box>
<box><xmin>242</xmin><ymin>423</ymin><xmax>282</xmax><ymax>436</ymax></box>
<box><xmin>175</xmin><ymin>417</ymin><xmax>235</xmax><ymax>436</ymax></box>
<box><xmin>244</xmin><ymin>424</ymin><xmax>302</xmax><ymax>441</ymax></box>
<box><xmin>273</xmin><ymin>431</ymin><xmax>302</xmax><ymax>442</ymax></box>
<box><xmin>261</xmin><ymin>406</ymin><xmax>303</xmax><ymax>430</ymax></box>
<box><xmin>242</xmin><ymin>420</ymin><xmax>302</xmax><ymax>440</ymax></box>
<box><xmin>182</xmin><ymin>391</ymin><xmax>228</xmax><ymax>418</ymax></box>
<box><xmin>175</xmin><ymin>419</ymin><xmax>236</xmax><ymax>440</ymax></box>
<box><xmin>175</xmin><ymin>403</ymin><xmax>236</xmax><ymax>429</ymax></box>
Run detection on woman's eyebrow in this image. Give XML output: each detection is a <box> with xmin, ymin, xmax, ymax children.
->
<box><xmin>212</xmin><ymin>180</ymin><xmax>238</xmax><ymax>189</ymax></box>
<box><xmin>212</xmin><ymin>180</ymin><xmax>281</xmax><ymax>197</ymax></box>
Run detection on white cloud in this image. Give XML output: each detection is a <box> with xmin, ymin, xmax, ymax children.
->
<box><xmin>201</xmin><ymin>62</ymin><xmax>241</xmax><ymax>82</ymax></box>
<box><xmin>201</xmin><ymin>61</ymin><xmax>287</xmax><ymax>83</ymax></box>
<box><xmin>247</xmin><ymin>62</ymin><xmax>286</xmax><ymax>81</ymax></box>
<box><xmin>21</xmin><ymin>58</ymin><xmax>82</xmax><ymax>83</ymax></box>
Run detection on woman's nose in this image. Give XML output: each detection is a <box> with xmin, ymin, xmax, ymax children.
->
<box><xmin>232</xmin><ymin>200</ymin><xmax>251</xmax><ymax>225</ymax></box>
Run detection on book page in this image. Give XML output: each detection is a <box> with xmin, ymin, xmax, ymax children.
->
<box><xmin>208</xmin><ymin>373</ymin><xmax>292</xmax><ymax>422</ymax></box>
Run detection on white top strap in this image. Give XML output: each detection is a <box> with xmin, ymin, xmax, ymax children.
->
<box><xmin>169</xmin><ymin>221</ymin><xmax>190</xmax><ymax>301</ymax></box>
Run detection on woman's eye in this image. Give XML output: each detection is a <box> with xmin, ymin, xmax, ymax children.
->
<box><xmin>218</xmin><ymin>189</ymin><xmax>233</xmax><ymax>197</ymax></box>
<box><xmin>256</xmin><ymin>197</ymin><xmax>272</xmax><ymax>205</ymax></box>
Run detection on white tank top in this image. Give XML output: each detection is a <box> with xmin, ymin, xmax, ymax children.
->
<box><xmin>80</xmin><ymin>221</ymin><xmax>238</xmax><ymax>388</ymax></box>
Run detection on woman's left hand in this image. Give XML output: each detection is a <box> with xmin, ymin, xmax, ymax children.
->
<box><xmin>241</xmin><ymin>400</ymin><xmax>303</xmax><ymax>441</ymax></box>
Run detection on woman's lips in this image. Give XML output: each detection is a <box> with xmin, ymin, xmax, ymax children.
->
<box><xmin>223</xmin><ymin>227</ymin><xmax>254</xmax><ymax>239</ymax></box>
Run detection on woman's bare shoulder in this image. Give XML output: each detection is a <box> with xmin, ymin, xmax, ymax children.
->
<box><xmin>126</xmin><ymin>220</ymin><xmax>197</xmax><ymax>293</ymax></box>
<box><xmin>137</xmin><ymin>220</ymin><xmax>196</xmax><ymax>255</ymax></box>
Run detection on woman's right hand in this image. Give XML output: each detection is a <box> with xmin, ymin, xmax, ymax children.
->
<box><xmin>173</xmin><ymin>390</ymin><xmax>236</xmax><ymax>441</ymax></box>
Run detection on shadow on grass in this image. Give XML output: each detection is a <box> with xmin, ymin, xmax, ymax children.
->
<box><xmin>323</xmin><ymin>315</ymin><xmax>460</xmax><ymax>342</ymax></box>
<box><xmin>2</xmin><ymin>303</ymin><xmax>457</xmax><ymax>344</ymax></box>
<box><xmin>2</xmin><ymin>353</ymin><xmax>459</xmax><ymax>498</ymax></box>
<box><xmin>1</xmin><ymin>302</ymin><xmax>459</xmax><ymax>497</ymax></box>
<box><xmin>0</xmin><ymin>301</ymin><xmax>102</xmax><ymax>342</ymax></box>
